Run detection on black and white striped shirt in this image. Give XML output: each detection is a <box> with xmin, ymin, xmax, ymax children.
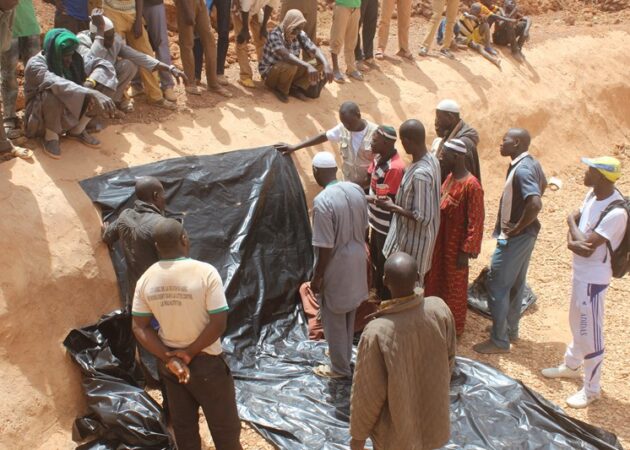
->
<box><xmin>383</xmin><ymin>152</ymin><xmax>441</xmax><ymax>282</ymax></box>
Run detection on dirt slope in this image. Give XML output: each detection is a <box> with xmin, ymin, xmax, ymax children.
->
<box><xmin>0</xmin><ymin>22</ymin><xmax>629</xmax><ymax>450</ymax></box>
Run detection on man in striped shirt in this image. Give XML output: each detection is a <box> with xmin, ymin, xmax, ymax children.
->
<box><xmin>376</xmin><ymin>119</ymin><xmax>441</xmax><ymax>287</ymax></box>
<box><xmin>366</xmin><ymin>125</ymin><xmax>406</xmax><ymax>300</ymax></box>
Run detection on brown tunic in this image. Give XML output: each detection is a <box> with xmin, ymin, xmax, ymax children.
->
<box><xmin>350</xmin><ymin>292</ymin><xmax>457</xmax><ymax>450</ymax></box>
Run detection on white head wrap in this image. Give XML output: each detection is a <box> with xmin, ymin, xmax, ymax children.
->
<box><xmin>312</xmin><ymin>152</ymin><xmax>337</xmax><ymax>169</ymax></box>
<box><xmin>444</xmin><ymin>138</ymin><xmax>467</xmax><ymax>154</ymax></box>
<box><xmin>436</xmin><ymin>99</ymin><xmax>461</xmax><ymax>114</ymax></box>
<box><xmin>89</xmin><ymin>16</ymin><xmax>115</xmax><ymax>33</ymax></box>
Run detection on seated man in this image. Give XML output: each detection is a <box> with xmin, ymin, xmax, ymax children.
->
<box><xmin>24</xmin><ymin>28</ymin><xmax>116</xmax><ymax>159</ymax></box>
<box><xmin>456</xmin><ymin>2</ymin><xmax>510</xmax><ymax>68</ymax></box>
<box><xmin>77</xmin><ymin>9</ymin><xmax>186</xmax><ymax>113</ymax></box>
<box><xmin>258</xmin><ymin>9</ymin><xmax>333</xmax><ymax>103</ymax></box>
<box><xmin>492</xmin><ymin>0</ymin><xmax>531</xmax><ymax>60</ymax></box>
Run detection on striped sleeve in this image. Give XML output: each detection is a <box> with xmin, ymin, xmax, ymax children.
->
<box><xmin>410</xmin><ymin>171</ymin><xmax>436</xmax><ymax>226</ymax></box>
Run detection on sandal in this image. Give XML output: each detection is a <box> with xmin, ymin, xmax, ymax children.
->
<box><xmin>4</xmin><ymin>118</ymin><xmax>23</xmax><ymax>140</ymax></box>
<box><xmin>10</xmin><ymin>145</ymin><xmax>33</xmax><ymax>160</ymax></box>
<box><xmin>116</xmin><ymin>98</ymin><xmax>134</xmax><ymax>113</ymax></box>
<box><xmin>396</xmin><ymin>49</ymin><xmax>415</xmax><ymax>61</ymax></box>
<box><xmin>67</xmin><ymin>130</ymin><xmax>101</xmax><ymax>148</ymax></box>
<box><xmin>333</xmin><ymin>71</ymin><xmax>346</xmax><ymax>84</ymax></box>
<box><xmin>313</xmin><ymin>364</ymin><xmax>345</xmax><ymax>379</ymax></box>
<box><xmin>374</xmin><ymin>49</ymin><xmax>385</xmax><ymax>60</ymax></box>
<box><xmin>346</xmin><ymin>70</ymin><xmax>364</xmax><ymax>81</ymax></box>
<box><xmin>209</xmin><ymin>85</ymin><xmax>233</xmax><ymax>98</ymax></box>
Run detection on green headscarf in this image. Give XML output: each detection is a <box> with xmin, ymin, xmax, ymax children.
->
<box><xmin>43</xmin><ymin>28</ymin><xmax>86</xmax><ymax>83</ymax></box>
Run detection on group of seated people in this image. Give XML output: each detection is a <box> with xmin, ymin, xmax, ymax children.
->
<box><xmin>0</xmin><ymin>0</ymin><xmax>532</xmax><ymax>161</ymax></box>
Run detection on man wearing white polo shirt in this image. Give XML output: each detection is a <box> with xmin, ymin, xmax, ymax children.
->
<box><xmin>132</xmin><ymin>218</ymin><xmax>242</xmax><ymax>450</ymax></box>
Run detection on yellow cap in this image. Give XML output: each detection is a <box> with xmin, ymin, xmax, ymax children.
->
<box><xmin>581</xmin><ymin>156</ymin><xmax>622</xmax><ymax>183</ymax></box>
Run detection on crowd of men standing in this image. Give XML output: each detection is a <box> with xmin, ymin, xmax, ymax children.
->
<box><xmin>0</xmin><ymin>0</ymin><xmax>533</xmax><ymax>160</ymax></box>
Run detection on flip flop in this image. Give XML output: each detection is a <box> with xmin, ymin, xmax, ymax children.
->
<box><xmin>67</xmin><ymin>130</ymin><xmax>101</xmax><ymax>148</ymax></box>
<box><xmin>374</xmin><ymin>49</ymin><xmax>385</xmax><ymax>60</ymax></box>
<box><xmin>396</xmin><ymin>49</ymin><xmax>415</xmax><ymax>61</ymax></box>
<box><xmin>313</xmin><ymin>364</ymin><xmax>345</xmax><ymax>379</ymax></box>
<box><xmin>10</xmin><ymin>145</ymin><xmax>33</xmax><ymax>160</ymax></box>
<box><xmin>346</xmin><ymin>70</ymin><xmax>364</xmax><ymax>81</ymax></box>
<box><xmin>333</xmin><ymin>71</ymin><xmax>346</xmax><ymax>83</ymax></box>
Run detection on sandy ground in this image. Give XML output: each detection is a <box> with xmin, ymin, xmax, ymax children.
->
<box><xmin>0</xmin><ymin>10</ymin><xmax>629</xmax><ymax>450</ymax></box>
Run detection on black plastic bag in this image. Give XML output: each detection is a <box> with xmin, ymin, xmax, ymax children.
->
<box><xmin>468</xmin><ymin>266</ymin><xmax>537</xmax><ymax>317</ymax></box>
<box><xmin>64</xmin><ymin>311</ymin><xmax>173</xmax><ymax>449</ymax></box>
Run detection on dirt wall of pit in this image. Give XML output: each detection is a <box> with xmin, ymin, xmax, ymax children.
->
<box><xmin>0</xmin><ymin>28</ymin><xmax>629</xmax><ymax>449</ymax></box>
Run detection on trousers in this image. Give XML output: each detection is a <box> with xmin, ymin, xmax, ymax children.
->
<box><xmin>565</xmin><ymin>279</ymin><xmax>607</xmax><ymax>395</ymax></box>
<box><xmin>140</xmin><ymin>2</ymin><xmax>174</xmax><ymax>89</ymax></box>
<box><xmin>487</xmin><ymin>233</ymin><xmax>537</xmax><ymax>348</ymax></box>
<box><xmin>422</xmin><ymin>0</ymin><xmax>459</xmax><ymax>50</ymax></box>
<box><xmin>354</xmin><ymin>0</ymin><xmax>378</xmax><ymax>61</ymax></box>
<box><xmin>377</xmin><ymin>0</ymin><xmax>412</xmax><ymax>53</ymax></box>
<box><xmin>369</xmin><ymin>229</ymin><xmax>390</xmax><ymax>300</ymax></box>
<box><xmin>320</xmin><ymin>299</ymin><xmax>356</xmax><ymax>377</ymax></box>
<box><xmin>159</xmin><ymin>353</ymin><xmax>242</xmax><ymax>450</ymax></box>
<box><xmin>103</xmin><ymin>6</ymin><xmax>164</xmax><ymax>101</ymax></box>
<box><xmin>1</xmin><ymin>34</ymin><xmax>39</xmax><ymax>119</ymax></box>
<box><xmin>329</xmin><ymin>4</ymin><xmax>360</xmax><ymax>72</ymax></box>
<box><xmin>232</xmin><ymin>10</ymin><xmax>265</xmax><ymax>80</ymax></box>
<box><xmin>264</xmin><ymin>60</ymin><xmax>324</xmax><ymax>97</ymax></box>
<box><xmin>176</xmin><ymin>0</ymin><xmax>219</xmax><ymax>87</ymax></box>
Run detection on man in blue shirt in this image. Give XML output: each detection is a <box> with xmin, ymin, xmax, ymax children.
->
<box><xmin>474</xmin><ymin>127</ymin><xmax>546</xmax><ymax>354</ymax></box>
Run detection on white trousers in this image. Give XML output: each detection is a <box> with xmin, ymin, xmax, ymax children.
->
<box><xmin>564</xmin><ymin>278</ymin><xmax>607</xmax><ymax>395</ymax></box>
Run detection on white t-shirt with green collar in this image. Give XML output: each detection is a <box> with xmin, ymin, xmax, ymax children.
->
<box><xmin>132</xmin><ymin>257</ymin><xmax>229</xmax><ymax>356</ymax></box>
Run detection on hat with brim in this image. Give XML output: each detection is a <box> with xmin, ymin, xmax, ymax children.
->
<box><xmin>582</xmin><ymin>156</ymin><xmax>621</xmax><ymax>183</ymax></box>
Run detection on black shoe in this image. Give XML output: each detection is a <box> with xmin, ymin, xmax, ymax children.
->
<box><xmin>43</xmin><ymin>139</ymin><xmax>61</xmax><ymax>159</ymax></box>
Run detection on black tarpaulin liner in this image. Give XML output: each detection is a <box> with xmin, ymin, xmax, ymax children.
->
<box><xmin>72</xmin><ymin>147</ymin><xmax>622</xmax><ymax>450</ymax></box>
<box><xmin>468</xmin><ymin>266</ymin><xmax>537</xmax><ymax>317</ymax></box>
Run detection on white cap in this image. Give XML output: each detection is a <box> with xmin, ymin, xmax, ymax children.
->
<box><xmin>89</xmin><ymin>16</ymin><xmax>115</xmax><ymax>33</ymax></box>
<box><xmin>444</xmin><ymin>138</ymin><xmax>467</xmax><ymax>154</ymax></box>
<box><xmin>436</xmin><ymin>99</ymin><xmax>460</xmax><ymax>114</ymax></box>
<box><xmin>312</xmin><ymin>151</ymin><xmax>337</xmax><ymax>169</ymax></box>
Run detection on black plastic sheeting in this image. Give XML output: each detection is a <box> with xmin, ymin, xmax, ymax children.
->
<box><xmin>468</xmin><ymin>266</ymin><xmax>537</xmax><ymax>317</ymax></box>
<box><xmin>64</xmin><ymin>311</ymin><xmax>173</xmax><ymax>450</ymax></box>
<box><xmin>72</xmin><ymin>147</ymin><xmax>623</xmax><ymax>450</ymax></box>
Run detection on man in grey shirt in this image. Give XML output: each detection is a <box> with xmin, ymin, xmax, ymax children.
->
<box><xmin>310</xmin><ymin>151</ymin><xmax>369</xmax><ymax>379</ymax></box>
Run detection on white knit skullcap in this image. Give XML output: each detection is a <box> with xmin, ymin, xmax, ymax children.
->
<box><xmin>312</xmin><ymin>151</ymin><xmax>337</xmax><ymax>169</ymax></box>
<box><xmin>436</xmin><ymin>99</ymin><xmax>461</xmax><ymax>114</ymax></box>
<box><xmin>444</xmin><ymin>138</ymin><xmax>467</xmax><ymax>154</ymax></box>
<box><xmin>89</xmin><ymin>16</ymin><xmax>115</xmax><ymax>33</ymax></box>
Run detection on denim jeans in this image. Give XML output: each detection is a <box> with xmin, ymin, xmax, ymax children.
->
<box><xmin>1</xmin><ymin>35</ymin><xmax>40</xmax><ymax>119</ymax></box>
<box><xmin>486</xmin><ymin>233</ymin><xmax>537</xmax><ymax>348</ymax></box>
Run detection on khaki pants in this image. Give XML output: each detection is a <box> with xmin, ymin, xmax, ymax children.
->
<box><xmin>232</xmin><ymin>11</ymin><xmax>265</xmax><ymax>81</ymax></box>
<box><xmin>329</xmin><ymin>5</ymin><xmax>360</xmax><ymax>73</ymax></box>
<box><xmin>103</xmin><ymin>6</ymin><xmax>163</xmax><ymax>102</ymax></box>
<box><xmin>377</xmin><ymin>0</ymin><xmax>412</xmax><ymax>53</ymax></box>
<box><xmin>264</xmin><ymin>61</ymin><xmax>322</xmax><ymax>96</ymax></box>
<box><xmin>176</xmin><ymin>0</ymin><xmax>219</xmax><ymax>87</ymax></box>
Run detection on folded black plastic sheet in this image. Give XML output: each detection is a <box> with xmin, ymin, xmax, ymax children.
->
<box><xmin>468</xmin><ymin>266</ymin><xmax>537</xmax><ymax>317</ymax></box>
<box><xmin>64</xmin><ymin>311</ymin><xmax>173</xmax><ymax>449</ymax></box>
<box><xmin>75</xmin><ymin>147</ymin><xmax>622</xmax><ymax>450</ymax></box>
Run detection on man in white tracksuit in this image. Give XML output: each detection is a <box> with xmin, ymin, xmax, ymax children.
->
<box><xmin>542</xmin><ymin>156</ymin><xmax>627</xmax><ymax>409</ymax></box>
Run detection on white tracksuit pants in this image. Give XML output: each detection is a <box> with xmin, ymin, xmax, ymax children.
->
<box><xmin>564</xmin><ymin>278</ymin><xmax>607</xmax><ymax>395</ymax></box>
